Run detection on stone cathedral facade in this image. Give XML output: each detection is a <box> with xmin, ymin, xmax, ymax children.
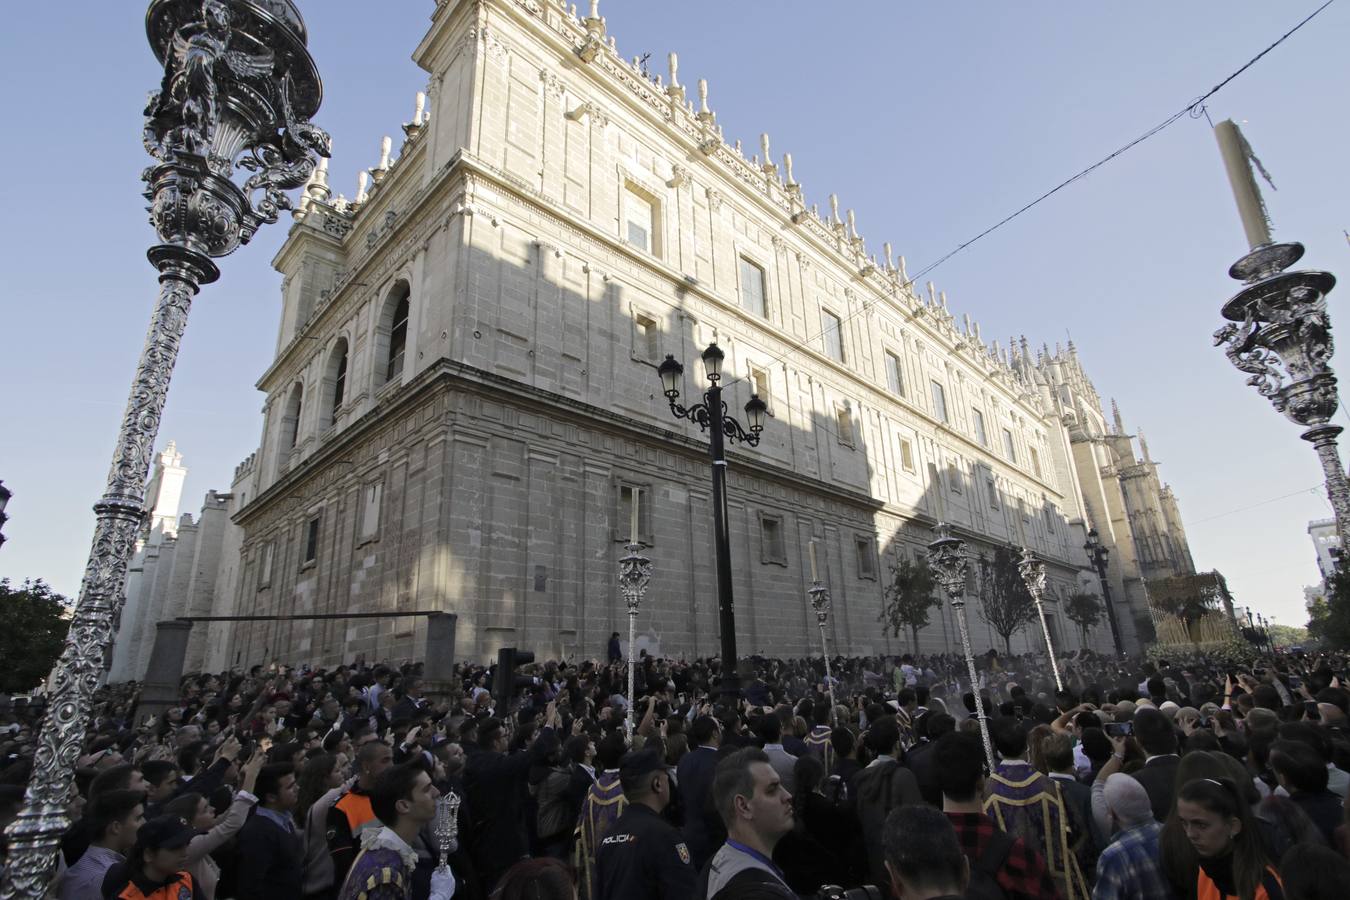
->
<box><xmin>113</xmin><ymin>0</ymin><xmax>1200</xmax><ymax>676</ymax></box>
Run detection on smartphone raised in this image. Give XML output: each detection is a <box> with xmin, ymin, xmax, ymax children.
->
<box><xmin>1103</xmin><ymin>721</ymin><xmax>1133</xmax><ymax>738</ymax></box>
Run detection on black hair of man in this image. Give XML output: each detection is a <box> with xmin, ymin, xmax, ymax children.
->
<box><xmin>915</xmin><ymin>685</ymin><xmax>930</xmax><ymax>707</ymax></box>
<box><xmin>1146</xmin><ymin>676</ymin><xmax>1167</xmax><ymax>701</ymax></box>
<box><xmin>831</xmin><ymin>726</ymin><xmax>856</xmax><ymax>759</ymax></box>
<box><xmin>897</xmin><ymin>689</ymin><xmax>917</xmax><ymax>709</ymax></box>
<box><xmin>370</xmin><ymin>762</ymin><xmax>425</xmax><ymax>826</ymax></box>
<box><xmin>89</xmin><ymin>789</ymin><xmax>146</xmax><ymax>840</ymax></box>
<box><xmin>689</xmin><ymin>715</ymin><xmax>720</xmax><ymax>747</ymax></box>
<box><xmin>141</xmin><ymin>760</ymin><xmax>178</xmax><ymax>789</ymax></box>
<box><xmin>1132</xmin><ymin>708</ymin><xmax>1178</xmax><ymax>757</ymax></box>
<box><xmin>752</xmin><ymin>714</ymin><xmax>782</xmax><ymax>745</ymax></box>
<box><xmin>563</xmin><ymin>734</ymin><xmax>591</xmax><ymax>765</ymax></box>
<box><xmin>882</xmin><ymin>805</ymin><xmax>967</xmax><ymax>895</ymax></box>
<box><xmin>712</xmin><ymin>747</ymin><xmax>772</xmax><ymax>827</ymax></box>
<box><xmin>477</xmin><ymin>718</ymin><xmax>506</xmax><ymax>749</ymax></box>
<box><xmin>923</xmin><ymin>712</ymin><xmax>956</xmax><ymax>743</ymax></box>
<box><xmin>357</xmin><ymin>738</ymin><xmax>391</xmax><ymax>766</ymax></box>
<box><xmin>88</xmin><ymin>764</ymin><xmax>138</xmax><ymax>802</ymax></box>
<box><xmin>254</xmin><ymin>763</ymin><xmax>294</xmax><ymax>807</ymax></box>
<box><xmin>1270</xmin><ymin>739</ymin><xmax>1330</xmax><ymax>794</ymax></box>
<box><xmin>595</xmin><ymin>732</ymin><xmax>628</xmax><ymax>771</ymax></box>
<box><xmin>1079</xmin><ymin>727</ymin><xmax>1111</xmax><ymax>766</ymax></box>
<box><xmin>934</xmin><ymin>732</ymin><xmax>985</xmax><ymax>802</ymax></box>
<box><xmin>990</xmin><ymin>717</ymin><xmax>1027</xmax><ymax>760</ymax></box>
<box><xmin>1278</xmin><ymin>722</ymin><xmax>1331</xmax><ymax>762</ymax></box>
<box><xmin>1072</xmin><ymin>710</ymin><xmax>1099</xmax><ymax>732</ymax></box>
<box><xmin>865</xmin><ymin>717</ymin><xmax>901</xmax><ymax>758</ymax></box>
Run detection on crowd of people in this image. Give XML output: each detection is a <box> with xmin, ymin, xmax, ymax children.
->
<box><xmin>1</xmin><ymin>643</ymin><xmax>1349</xmax><ymax>900</ymax></box>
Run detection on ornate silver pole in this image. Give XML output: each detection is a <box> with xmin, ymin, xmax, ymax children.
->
<box><xmin>1016</xmin><ymin>547</ymin><xmax>1063</xmax><ymax>691</ymax></box>
<box><xmin>618</xmin><ymin>540</ymin><xmax>652</xmax><ymax>744</ymax></box>
<box><xmin>0</xmin><ymin>4</ymin><xmax>327</xmax><ymax>895</ymax></box>
<box><xmin>433</xmin><ymin>791</ymin><xmax>461</xmax><ymax>870</ymax></box>
<box><xmin>1211</xmin><ymin>121</ymin><xmax>1346</xmax><ymax>568</ymax></box>
<box><xmin>926</xmin><ymin>523</ymin><xmax>995</xmax><ymax>771</ymax></box>
<box><xmin>807</xmin><ymin>580</ymin><xmax>838</xmax><ymax>725</ymax></box>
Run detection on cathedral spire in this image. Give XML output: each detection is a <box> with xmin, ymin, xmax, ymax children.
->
<box><xmin>1111</xmin><ymin>398</ymin><xmax>1125</xmax><ymax>434</ymax></box>
<box><xmin>1138</xmin><ymin>427</ymin><xmax>1152</xmax><ymax>463</ymax></box>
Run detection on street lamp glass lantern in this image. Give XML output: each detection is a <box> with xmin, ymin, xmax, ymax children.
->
<box><xmin>744</xmin><ymin>394</ymin><xmax>767</xmax><ymax>433</ymax></box>
<box><xmin>701</xmin><ymin>343</ymin><xmax>724</xmax><ymax>382</ymax></box>
<box><xmin>658</xmin><ymin>354</ymin><xmax>684</xmax><ymax>398</ymax></box>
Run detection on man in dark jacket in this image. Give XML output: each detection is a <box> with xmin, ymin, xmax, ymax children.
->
<box><xmin>1127</xmin><ymin>708</ymin><xmax>1180</xmax><ymax>822</ymax></box>
<box><xmin>463</xmin><ymin>703</ymin><xmax>559</xmax><ymax>891</ymax></box>
<box><xmin>677</xmin><ymin>715</ymin><xmax>724</xmax><ymax>871</ymax></box>
<box><xmin>1270</xmin><ymin>739</ymin><xmax>1344</xmax><ymax>844</ymax></box>
<box><xmin>849</xmin><ymin>717</ymin><xmax>921</xmax><ymax>885</ymax></box>
<box><xmin>607</xmin><ymin>633</ymin><xmax>622</xmax><ymax>663</ymax></box>
<box><xmin>236</xmin><ymin>763</ymin><xmax>304</xmax><ymax>900</ymax></box>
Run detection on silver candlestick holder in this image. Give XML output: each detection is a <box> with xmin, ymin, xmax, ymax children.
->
<box><xmin>433</xmin><ymin>791</ymin><xmax>461</xmax><ymax>868</ymax></box>
<box><xmin>807</xmin><ymin>581</ymin><xmax>838</xmax><ymax>725</ymax></box>
<box><xmin>1016</xmin><ymin>547</ymin><xmax>1063</xmax><ymax>691</ymax></box>
<box><xmin>618</xmin><ymin>540</ymin><xmax>652</xmax><ymax>745</ymax></box>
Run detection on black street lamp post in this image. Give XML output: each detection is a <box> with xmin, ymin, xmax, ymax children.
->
<box><xmin>1083</xmin><ymin>527</ymin><xmax>1125</xmax><ymax>656</ymax></box>
<box><xmin>658</xmin><ymin>346</ymin><xmax>766</xmax><ymax>697</ymax></box>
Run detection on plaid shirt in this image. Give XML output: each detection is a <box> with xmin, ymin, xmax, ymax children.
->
<box><xmin>946</xmin><ymin>811</ymin><xmax>1063</xmax><ymax>900</ymax></box>
<box><xmin>1091</xmin><ymin>821</ymin><xmax>1174</xmax><ymax>900</ymax></box>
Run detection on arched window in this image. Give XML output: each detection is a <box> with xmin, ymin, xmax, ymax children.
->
<box><xmin>386</xmin><ymin>295</ymin><xmax>409</xmax><ymax>382</ymax></box>
<box><xmin>323</xmin><ymin>338</ymin><xmax>349</xmax><ymax>429</ymax></box>
<box><xmin>281</xmin><ymin>382</ymin><xmax>303</xmax><ymax>450</ymax></box>
<box><xmin>376</xmin><ymin>282</ymin><xmax>411</xmax><ymax>387</ymax></box>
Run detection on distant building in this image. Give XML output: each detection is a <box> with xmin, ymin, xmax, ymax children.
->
<box><xmin>1309</xmin><ymin>517</ymin><xmax>1338</xmax><ymax>581</ymax></box>
<box><xmin>112</xmin><ymin>2</ymin><xmax>1207</xmax><ymax>674</ymax></box>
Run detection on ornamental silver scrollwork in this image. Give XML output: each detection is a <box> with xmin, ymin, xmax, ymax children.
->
<box><xmin>0</xmin><ymin>3</ymin><xmax>327</xmax><ymax>895</ymax></box>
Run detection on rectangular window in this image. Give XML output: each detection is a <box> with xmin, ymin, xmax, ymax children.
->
<box><xmin>1002</xmin><ymin>428</ymin><xmax>1017</xmax><ymax>463</ymax></box>
<box><xmin>972</xmin><ymin>408</ymin><xmax>988</xmax><ymax>446</ymax></box>
<box><xmin>885</xmin><ymin>351</ymin><xmax>905</xmax><ymax>397</ymax></box>
<box><xmin>1044</xmin><ymin>503</ymin><xmax>1057</xmax><ymax>534</ymax></box>
<box><xmin>257</xmin><ymin>541</ymin><xmax>274</xmax><ymax>590</ymax></box>
<box><xmin>986</xmin><ymin>474</ymin><xmax>1000</xmax><ymax>510</ymax></box>
<box><xmin>633</xmin><ymin>313</ymin><xmax>659</xmax><ymax>364</ymax></box>
<box><xmin>617</xmin><ymin>484</ymin><xmax>652</xmax><ymax>544</ymax></box>
<box><xmin>822</xmin><ymin>310</ymin><xmax>844</xmax><ymax>362</ymax></box>
<box><xmin>624</xmin><ymin>185</ymin><xmax>656</xmax><ymax>255</ymax></box>
<box><xmin>855</xmin><ymin>536</ymin><xmax>877</xmax><ymax>580</ymax></box>
<box><xmin>739</xmin><ymin>257</ymin><xmax>767</xmax><ymax>319</ymax></box>
<box><xmin>760</xmin><ymin>515</ymin><xmax>786</xmax><ymax>565</ymax></box>
<box><xmin>930</xmin><ymin>381</ymin><xmax>948</xmax><ymax>423</ymax></box>
<box><xmin>303</xmin><ymin>517</ymin><xmax>320</xmax><ymax>565</ymax></box>
<box><xmin>1030</xmin><ymin>445</ymin><xmax>1043</xmax><ymax>478</ymax></box>
<box><xmin>750</xmin><ymin>366</ymin><xmax>772</xmax><ymax>416</ymax></box>
<box><xmin>836</xmin><ymin>404</ymin><xmax>854</xmax><ymax>447</ymax></box>
<box><xmin>898</xmin><ymin>437</ymin><xmax>916</xmax><ymax>473</ymax></box>
<box><xmin>359</xmin><ymin>482</ymin><xmax>382</xmax><ymax>541</ymax></box>
<box><xmin>948</xmin><ymin>462</ymin><xmax>963</xmax><ymax>494</ymax></box>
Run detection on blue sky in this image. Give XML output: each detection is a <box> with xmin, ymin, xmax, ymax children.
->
<box><xmin>2</xmin><ymin>2</ymin><xmax>1347</xmax><ymax>633</ymax></box>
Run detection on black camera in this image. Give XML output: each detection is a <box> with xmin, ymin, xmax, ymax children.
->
<box><xmin>817</xmin><ymin>886</ymin><xmax>883</xmax><ymax>900</ymax></box>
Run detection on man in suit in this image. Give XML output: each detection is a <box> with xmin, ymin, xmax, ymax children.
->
<box><xmin>464</xmin><ymin>705</ymin><xmax>560</xmax><ymax>891</ymax></box>
<box><xmin>675</xmin><ymin>715</ymin><xmax>723</xmax><ymax>872</ymax></box>
<box><xmin>236</xmin><ymin>763</ymin><xmax>304</xmax><ymax>900</ymax></box>
<box><xmin>1128</xmin><ymin>708</ymin><xmax>1181</xmax><ymax>822</ymax></box>
<box><xmin>1043</xmin><ymin>732</ymin><xmax>1100</xmax><ymax>883</ymax></box>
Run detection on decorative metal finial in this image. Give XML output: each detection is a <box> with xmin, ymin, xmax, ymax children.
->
<box><xmin>1016</xmin><ymin>546</ymin><xmax>1062</xmax><ymax>691</ymax></box>
<box><xmin>619</xmin><ymin>536</ymin><xmax>653</xmax><ymax>745</ymax></box>
<box><xmin>807</xmin><ymin>567</ymin><xmax>838</xmax><ymax>725</ymax></box>
<box><xmin>0</xmin><ymin>2</ymin><xmax>328</xmax><ymax>895</ymax></box>
<box><xmin>925</xmin><ymin>523</ymin><xmax>995</xmax><ymax>771</ymax></box>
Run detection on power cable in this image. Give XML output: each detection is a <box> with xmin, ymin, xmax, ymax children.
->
<box><xmin>1185</xmin><ymin>483</ymin><xmax>1324</xmax><ymax>526</ymax></box>
<box><xmin>722</xmin><ymin>0</ymin><xmax>1337</xmax><ymax>390</ymax></box>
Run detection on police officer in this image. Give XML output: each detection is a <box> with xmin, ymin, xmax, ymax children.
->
<box><xmin>595</xmin><ymin>748</ymin><xmax>696</xmax><ymax>900</ymax></box>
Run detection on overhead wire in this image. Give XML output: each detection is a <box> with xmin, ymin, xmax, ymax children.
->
<box><xmin>720</xmin><ymin>0</ymin><xmax>1337</xmax><ymax>391</ymax></box>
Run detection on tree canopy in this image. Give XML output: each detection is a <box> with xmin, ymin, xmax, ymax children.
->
<box><xmin>879</xmin><ymin>556</ymin><xmax>941</xmax><ymax>653</ymax></box>
<box><xmin>1064</xmin><ymin>591</ymin><xmax>1104</xmax><ymax>646</ymax></box>
<box><xmin>0</xmin><ymin>578</ymin><xmax>71</xmax><ymax>694</ymax></box>
<box><xmin>975</xmin><ymin>545</ymin><xmax>1037</xmax><ymax>654</ymax></box>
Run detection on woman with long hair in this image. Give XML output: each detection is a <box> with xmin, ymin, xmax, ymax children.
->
<box><xmin>295</xmin><ymin>751</ymin><xmax>351</xmax><ymax>900</ymax></box>
<box><xmin>1175</xmin><ymin>777</ymin><xmax>1283</xmax><ymax>900</ymax></box>
<box><xmin>1160</xmin><ymin>751</ymin><xmax>1232</xmax><ymax>900</ymax></box>
<box><xmin>490</xmin><ymin>857</ymin><xmax>574</xmax><ymax>900</ymax></box>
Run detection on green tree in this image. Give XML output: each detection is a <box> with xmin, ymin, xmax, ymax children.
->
<box><xmin>1308</xmin><ymin>574</ymin><xmax>1350</xmax><ymax>648</ymax></box>
<box><xmin>879</xmin><ymin>556</ymin><xmax>940</xmax><ymax>652</ymax></box>
<box><xmin>975</xmin><ymin>545</ymin><xmax>1038</xmax><ymax>654</ymax></box>
<box><xmin>1268</xmin><ymin>623</ymin><xmax>1308</xmax><ymax>648</ymax></box>
<box><xmin>0</xmin><ymin>578</ymin><xmax>72</xmax><ymax>694</ymax></box>
<box><xmin>1064</xmin><ymin>591</ymin><xmax>1103</xmax><ymax>647</ymax></box>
